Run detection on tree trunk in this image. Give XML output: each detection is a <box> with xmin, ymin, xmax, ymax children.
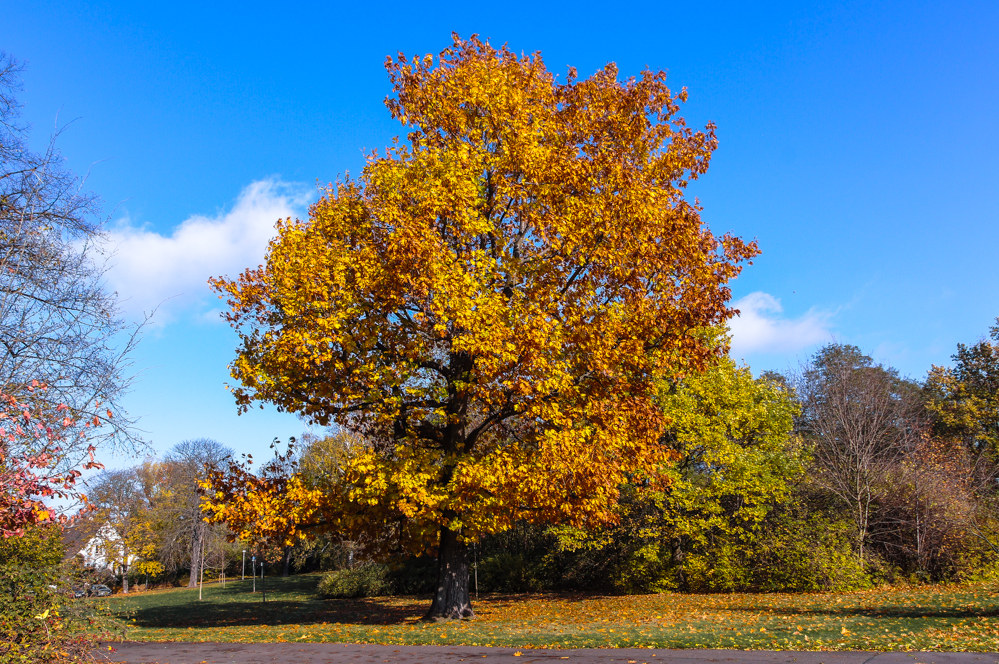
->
<box><xmin>425</xmin><ymin>526</ymin><xmax>473</xmax><ymax>620</ymax></box>
<box><xmin>188</xmin><ymin>523</ymin><xmax>204</xmax><ymax>588</ymax></box>
<box><xmin>282</xmin><ymin>546</ymin><xmax>291</xmax><ymax>577</ymax></box>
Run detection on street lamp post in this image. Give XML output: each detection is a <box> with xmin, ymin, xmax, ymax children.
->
<box><xmin>251</xmin><ymin>555</ymin><xmax>256</xmax><ymax>593</ymax></box>
<box><xmin>241</xmin><ymin>549</ymin><xmax>246</xmax><ymax>580</ymax></box>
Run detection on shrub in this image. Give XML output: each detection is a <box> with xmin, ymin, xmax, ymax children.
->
<box><xmin>317</xmin><ymin>563</ymin><xmax>393</xmax><ymax>598</ymax></box>
<box><xmin>607</xmin><ymin>543</ymin><xmax>676</xmax><ymax>594</ymax></box>
<box><xmin>0</xmin><ymin>524</ymin><xmax>125</xmax><ymax>664</ymax></box>
<box><xmin>752</xmin><ymin>511</ymin><xmax>871</xmax><ymax>592</ymax></box>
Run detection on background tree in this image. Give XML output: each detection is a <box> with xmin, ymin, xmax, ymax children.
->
<box><xmin>871</xmin><ymin>434</ymin><xmax>977</xmax><ymax>579</ymax></box>
<box><xmin>85</xmin><ymin>467</ymin><xmax>151</xmax><ymax>593</ymax></box>
<box><xmin>927</xmin><ymin>318</ymin><xmax>999</xmax><ymax>462</ymax></box>
<box><xmin>160</xmin><ymin>439</ymin><xmax>232</xmax><ymax>587</ymax></box>
<box><xmin>289</xmin><ymin>431</ymin><xmax>366</xmax><ymax>571</ymax></box>
<box><xmin>795</xmin><ymin>344</ymin><xmax>928</xmax><ymax>564</ymax></box>
<box><xmin>549</xmin><ymin>351</ymin><xmax>805</xmax><ymax>592</ymax></box>
<box><xmin>926</xmin><ymin>318</ymin><xmax>999</xmax><ymax>558</ymax></box>
<box><xmin>207</xmin><ymin>36</ymin><xmax>757</xmax><ymax>618</ymax></box>
<box><xmin>0</xmin><ymin>52</ymin><xmax>141</xmax><ymax>472</ymax></box>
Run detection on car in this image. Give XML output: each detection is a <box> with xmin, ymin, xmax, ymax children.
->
<box><xmin>71</xmin><ymin>587</ymin><xmax>86</xmax><ymax>598</ymax></box>
<box><xmin>89</xmin><ymin>584</ymin><xmax>112</xmax><ymax>597</ymax></box>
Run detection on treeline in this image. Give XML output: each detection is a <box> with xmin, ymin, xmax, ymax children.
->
<box><xmin>82</xmin><ymin>322</ymin><xmax>999</xmax><ymax>596</ymax></box>
<box><xmin>309</xmin><ymin>323</ymin><xmax>999</xmax><ymax>596</ymax></box>
<box><xmin>69</xmin><ymin>440</ymin><xmax>239</xmax><ymax>591</ymax></box>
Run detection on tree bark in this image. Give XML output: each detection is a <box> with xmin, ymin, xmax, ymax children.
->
<box><xmin>425</xmin><ymin>526</ymin><xmax>474</xmax><ymax>620</ymax></box>
<box><xmin>187</xmin><ymin>523</ymin><xmax>204</xmax><ymax>588</ymax></box>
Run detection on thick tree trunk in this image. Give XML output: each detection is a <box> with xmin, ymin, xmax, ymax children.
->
<box><xmin>282</xmin><ymin>546</ymin><xmax>291</xmax><ymax>577</ymax></box>
<box><xmin>425</xmin><ymin>526</ymin><xmax>473</xmax><ymax>620</ymax></box>
<box><xmin>187</xmin><ymin>523</ymin><xmax>204</xmax><ymax>588</ymax></box>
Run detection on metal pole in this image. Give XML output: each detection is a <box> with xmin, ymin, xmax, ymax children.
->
<box><xmin>198</xmin><ymin>533</ymin><xmax>206</xmax><ymax>601</ymax></box>
<box><xmin>261</xmin><ymin>560</ymin><xmax>266</xmax><ymax>602</ymax></box>
<box><xmin>251</xmin><ymin>555</ymin><xmax>256</xmax><ymax>593</ymax></box>
<box><xmin>242</xmin><ymin>550</ymin><xmax>246</xmax><ymax>580</ymax></box>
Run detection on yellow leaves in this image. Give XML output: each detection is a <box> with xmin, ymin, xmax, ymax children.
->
<box><xmin>206</xmin><ymin>35</ymin><xmax>758</xmax><ymax>558</ymax></box>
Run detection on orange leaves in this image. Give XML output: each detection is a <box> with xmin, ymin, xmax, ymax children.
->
<box><xmin>0</xmin><ymin>385</ymin><xmax>108</xmax><ymax>537</ymax></box>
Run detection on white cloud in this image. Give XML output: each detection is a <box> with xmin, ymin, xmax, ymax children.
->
<box><xmin>728</xmin><ymin>291</ymin><xmax>834</xmax><ymax>356</ymax></box>
<box><xmin>105</xmin><ymin>178</ymin><xmax>312</xmax><ymax>323</ymax></box>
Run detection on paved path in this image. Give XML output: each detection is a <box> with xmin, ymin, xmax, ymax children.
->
<box><xmin>96</xmin><ymin>643</ymin><xmax>999</xmax><ymax>664</ymax></box>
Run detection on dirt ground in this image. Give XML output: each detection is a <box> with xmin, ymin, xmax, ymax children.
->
<box><xmin>96</xmin><ymin>643</ymin><xmax>999</xmax><ymax>664</ymax></box>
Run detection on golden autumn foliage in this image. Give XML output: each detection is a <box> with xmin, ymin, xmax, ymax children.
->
<box><xmin>204</xmin><ymin>35</ymin><xmax>757</xmax><ymax>616</ymax></box>
<box><xmin>927</xmin><ymin>318</ymin><xmax>999</xmax><ymax>461</ymax></box>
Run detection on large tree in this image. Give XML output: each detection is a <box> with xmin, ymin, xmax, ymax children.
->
<box><xmin>208</xmin><ymin>35</ymin><xmax>757</xmax><ymax>619</ymax></box>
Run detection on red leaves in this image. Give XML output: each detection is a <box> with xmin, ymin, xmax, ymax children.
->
<box><xmin>0</xmin><ymin>385</ymin><xmax>104</xmax><ymax>538</ymax></box>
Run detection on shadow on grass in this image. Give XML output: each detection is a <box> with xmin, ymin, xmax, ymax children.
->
<box><xmin>123</xmin><ymin>578</ymin><xmax>631</xmax><ymax>630</ymax></box>
<box><xmin>122</xmin><ymin>576</ymin><xmax>431</xmax><ymax>628</ymax></box>
<box><xmin>128</xmin><ymin>598</ymin><xmax>433</xmax><ymax>628</ymax></box>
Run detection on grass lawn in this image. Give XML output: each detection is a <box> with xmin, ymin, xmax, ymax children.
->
<box><xmin>105</xmin><ymin>574</ymin><xmax>999</xmax><ymax>651</ymax></box>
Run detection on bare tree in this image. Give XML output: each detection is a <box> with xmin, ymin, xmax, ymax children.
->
<box><xmin>871</xmin><ymin>436</ymin><xmax>977</xmax><ymax>577</ymax></box>
<box><xmin>795</xmin><ymin>344</ymin><xmax>928</xmax><ymax>562</ymax></box>
<box><xmin>162</xmin><ymin>439</ymin><xmax>232</xmax><ymax>587</ymax></box>
<box><xmin>0</xmin><ymin>52</ymin><xmax>142</xmax><ymax>469</ymax></box>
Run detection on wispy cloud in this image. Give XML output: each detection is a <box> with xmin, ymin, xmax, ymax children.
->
<box><xmin>728</xmin><ymin>291</ymin><xmax>834</xmax><ymax>356</ymax></box>
<box><xmin>105</xmin><ymin>178</ymin><xmax>312</xmax><ymax>323</ymax></box>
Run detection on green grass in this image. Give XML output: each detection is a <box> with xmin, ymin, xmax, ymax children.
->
<box><xmin>105</xmin><ymin>574</ymin><xmax>999</xmax><ymax>651</ymax></box>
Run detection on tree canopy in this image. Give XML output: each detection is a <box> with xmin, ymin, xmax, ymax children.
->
<box><xmin>927</xmin><ymin>318</ymin><xmax>999</xmax><ymax>461</ymax></box>
<box><xmin>207</xmin><ymin>35</ymin><xmax>757</xmax><ymax>618</ymax></box>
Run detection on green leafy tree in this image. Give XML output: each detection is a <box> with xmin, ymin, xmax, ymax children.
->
<box><xmin>552</xmin><ymin>352</ymin><xmax>804</xmax><ymax>592</ymax></box>
<box><xmin>0</xmin><ymin>523</ymin><xmax>123</xmax><ymax>664</ymax></box>
<box><xmin>927</xmin><ymin>318</ymin><xmax>999</xmax><ymax>461</ymax></box>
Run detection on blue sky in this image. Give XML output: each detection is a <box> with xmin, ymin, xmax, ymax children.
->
<box><xmin>6</xmin><ymin>1</ymin><xmax>998</xmax><ymax>465</ymax></box>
